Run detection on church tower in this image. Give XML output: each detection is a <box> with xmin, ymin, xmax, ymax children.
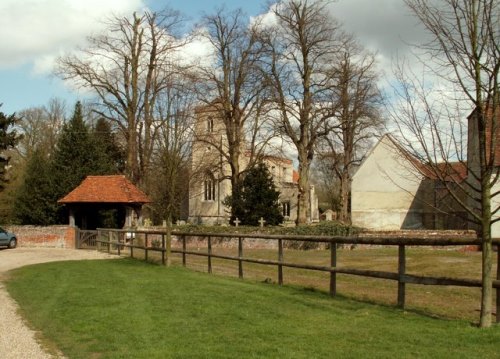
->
<box><xmin>188</xmin><ymin>103</ymin><xmax>320</xmax><ymax>225</ymax></box>
<box><xmin>188</xmin><ymin>103</ymin><xmax>232</xmax><ymax>224</ymax></box>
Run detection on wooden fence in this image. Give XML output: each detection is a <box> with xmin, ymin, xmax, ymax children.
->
<box><xmin>95</xmin><ymin>229</ymin><xmax>500</xmax><ymax>323</ymax></box>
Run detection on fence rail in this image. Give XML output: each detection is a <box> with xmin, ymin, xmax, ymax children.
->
<box><xmin>95</xmin><ymin>228</ymin><xmax>500</xmax><ymax>323</ymax></box>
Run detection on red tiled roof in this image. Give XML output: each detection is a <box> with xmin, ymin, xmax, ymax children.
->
<box><xmin>58</xmin><ymin>175</ymin><xmax>151</xmax><ymax>204</ymax></box>
<box><xmin>385</xmin><ymin>135</ymin><xmax>468</xmax><ymax>183</ymax></box>
<box><xmin>422</xmin><ymin>161</ymin><xmax>468</xmax><ymax>182</ymax></box>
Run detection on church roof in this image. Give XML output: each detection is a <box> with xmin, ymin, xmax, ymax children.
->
<box><xmin>58</xmin><ymin>175</ymin><xmax>151</xmax><ymax>204</ymax></box>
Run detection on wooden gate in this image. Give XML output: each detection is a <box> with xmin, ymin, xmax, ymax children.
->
<box><xmin>76</xmin><ymin>230</ymin><xmax>98</xmax><ymax>249</ymax></box>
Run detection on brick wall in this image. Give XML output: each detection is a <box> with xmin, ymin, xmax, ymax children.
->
<box><xmin>5</xmin><ymin>225</ymin><xmax>76</xmax><ymax>248</ymax></box>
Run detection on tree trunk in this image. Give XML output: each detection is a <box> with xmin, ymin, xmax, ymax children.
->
<box><xmin>127</xmin><ymin>123</ymin><xmax>139</xmax><ymax>184</ymax></box>
<box><xmin>479</xmin><ymin>178</ymin><xmax>492</xmax><ymax>328</ymax></box>
<box><xmin>296</xmin><ymin>149</ymin><xmax>310</xmax><ymax>225</ymax></box>
<box><xmin>339</xmin><ymin>170</ymin><xmax>351</xmax><ymax>223</ymax></box>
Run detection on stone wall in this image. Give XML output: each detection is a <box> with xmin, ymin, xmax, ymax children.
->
<box><xmin>5</xmin><ymin>225</ymin><xmax>76</xmax><ymax>248</ymax></box>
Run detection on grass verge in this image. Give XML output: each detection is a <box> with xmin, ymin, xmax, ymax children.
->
<box><xmin>6</xmin><ymin>259</ymin><xmax>500</xmax><ymax>358</ymax></box>
<box><xmin>127</xmin><ymin>246</ymin><xmax>496</xmax><ymax>322</ymax></box>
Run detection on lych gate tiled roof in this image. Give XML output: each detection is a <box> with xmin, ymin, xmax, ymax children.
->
<box><xmin>58</xmin><ymin>175</ymin><xmax>151</xmax><ymax>204</ymax></box>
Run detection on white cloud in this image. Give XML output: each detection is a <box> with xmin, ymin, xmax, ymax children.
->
<box><xmin>0</xmin><ymin>0</ymin><xmax>146</xmax><ymax>72</ymax></box>
<box><xmin>175</xmin><ymin>30</ymin><xmax>214</xmax><ymax>68</ymax></box>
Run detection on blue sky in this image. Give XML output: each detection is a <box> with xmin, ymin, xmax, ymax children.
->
<box><xmin>0</xmin><ymin>0</ymin><xmax>422</xmax><ymax>115</ymax></box>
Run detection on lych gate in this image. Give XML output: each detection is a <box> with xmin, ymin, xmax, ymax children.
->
<box><xmin>58</xmin><ymin>175</ymin><xmax>151</xmax><ymax>247</ymax></box>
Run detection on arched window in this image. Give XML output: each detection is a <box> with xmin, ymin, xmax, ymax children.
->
<box><xmin>282</xmin><ymin>201</ymin><xmax>291</xmax><ymax>217</ymax></box>
<box><xmin>204</xmin><ymin>171</ymin><xmax>216</xmax><ymax>201</ymax></box>
<box><xmin>207</xmin><ymin>116</ymin><xmax>214</xmax><ymax>133</ymax></box>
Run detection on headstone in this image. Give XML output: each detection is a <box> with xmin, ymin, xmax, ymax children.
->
<box><xmin>234</xmin><ymin>218</ymin><xmax>241</xmax><ymax>227</ymax></box>
<box><xmin>259</xmin><ymin>217</ymin><xmax>266</xmax><ymax>228</ymax></box>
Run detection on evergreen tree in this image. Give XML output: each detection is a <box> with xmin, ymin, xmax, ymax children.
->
<box><xmin>52</xmin><ymin>102</ymin><xmax>98</xmax><ymax>188</ymax></box>
<box><xmin>0</xmin><ymin>106</ymin><xmax>21</xmax><ymax>190</ymax></box>
<box><xmin>227</xmin><ymin>163</ymin><xmax>283</xmax><ymax>226</ymax></box>
<box><xmin>13</xmin><ymin>149</ymin><xmax>58</xmax><ymax>225</ymax></box>
<box><xmin>12</xmin><ymin>102</ymin><xmax>124</xmax><ymax>225</ymax></box>
<box><xmin>51</xmin><ymin>102</ymin><xmax>102</xmax><ymax>222</ymax></box>
<box><xmin>92</xmin><ymin>117</ymin><xmax>125</xmax><ymax>174</ymax></box>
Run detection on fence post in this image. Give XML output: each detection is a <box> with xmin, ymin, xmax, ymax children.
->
<box><xmin>166</xmin><ymin>220</ymin><xmax>172</xmax><ymax>267</ymax></box>
<box><xmin>145</xmin><ymin>232</ymin><xmax>148</xmax><ymax>262</ymax></box>
<box><xmin>330</xmin><ymin>242</ymin><xmax>337</xmax><ymax>297</ymax></box>
<box><xmin>207</xmin><ymin>236</ymin><xmax>212</xmax><ymax>274</ymax></box>
<box><xmin>398</xmin><ymin>244</ymin><xmax>406</xmax><ymax>309</ymax></box>
<box><xmin>130</xmin><ymin>234</ymin><xmax>134</xmax><ymax>259</ymax></box>
<box><xmin>117</xmin><ymin>231</ymin><xmax>121</xmax><ymax>256</ymax></box>
<box><xmin>161</xmin><ymin>234</ymin><xmax>166</xmax><ymax>266</ymax></box>
<box><xmin>238</xmin><ymin>237</ymin><xmax>243</xmax><ymax>279</ymax></box>
<box><xmin>278</xmin><ymin>238</ymin><xmax>283</xmax><ymax>286</ymax></box>
<box><xmin>107</xmin><ymin>230</ymin><xmax>111</xmax><ymax>254</ymax></box>
<box><xmin>497</xmin><ymin>245</ymin><xmax>499</xmax><ymax>323</ymax></box>
<box><xmin>75</xmin><ymin>228</ymin><xmax>80</xmax><ymax>249</ymax></box>
<box><xmin>182</xmin><ymin>235</ymin><xmax>186</xmax><ymax>267</ymax></box>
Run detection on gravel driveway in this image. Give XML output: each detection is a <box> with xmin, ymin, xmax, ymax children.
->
<box><xmin>0</xmin><ymin>248</ymin><xmax>117</xmax><ymax>359</ymax></box>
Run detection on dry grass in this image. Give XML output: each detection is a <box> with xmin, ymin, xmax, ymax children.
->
<box><xmin>104</xmin><ymin>242</ymin><xmax>498</xmax><ymax>324</ymax></box>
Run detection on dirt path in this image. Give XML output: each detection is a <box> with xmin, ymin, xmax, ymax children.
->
<box><xmin>0</xmin><ymin>248</ymin><xmax>117</xmax><ymax>359</ymax></box>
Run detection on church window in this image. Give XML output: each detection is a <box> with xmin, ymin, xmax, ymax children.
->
<box><xmin>282</xmin><ymin>201</ymin><xmax>291</xmax><ymax>217</ymax></box>
<box><xmin>204</xmin><ymin>172</ymin><xmax>216</xmax><ymax>201</ymax></box>
<box><xmin>207</xmin><ymin>116</ymin><xmax>214</xmax><ymax>133</ymax></box>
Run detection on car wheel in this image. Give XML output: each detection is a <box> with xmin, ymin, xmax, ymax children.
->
<box><xmin>8</xmin><ymin>238</ymin><xmax>16</xmax><ymax>249</ymax></box>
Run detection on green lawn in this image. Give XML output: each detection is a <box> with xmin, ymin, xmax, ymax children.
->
<box><xmin>6</xmin><ymin>259</ymin><xmax>500</xmax><ymax>358</ymax></box>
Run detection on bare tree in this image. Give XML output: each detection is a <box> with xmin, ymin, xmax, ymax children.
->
<box><xmin>259</xmin><ymin>0</ymin><xmax>342</xmax><ymax>224</ymax></box>
<box><xmin>148</xmin><ymin>76</ymin><xmax>197</xmax><ymax>223</ymax></box>
<box><xmin>391</xmin><ymin>0</ymin><xmax>499</xmax><ymax>327</ymax></box>
<box><xmin>195</xmin><ymin>8</ymin><xmax>271</xmax><ymax>221</ymax></box>
<box><xmin>319</xmin><ymin>37</ymin><xmax>383</xmax><ymax>223</ymax></box>
<box><xmin>312</xmin><ymin>153</ymin><xmax>341</xmax><ymax>213</ymax></box>
<box><xmin>16</xmin><ymin>98</ymin><xmax>66</xmax><ymax>159</ymax></box>
<box><xmin>56</xmin><ymin>9</ymin><xmax>188</xmax><ymax>185</ymax></box>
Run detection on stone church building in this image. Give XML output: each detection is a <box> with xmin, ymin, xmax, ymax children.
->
<box><xmin>188</xmin><ymin>104</ymin><xmax>319</xmax><ymax>225</ymax></box>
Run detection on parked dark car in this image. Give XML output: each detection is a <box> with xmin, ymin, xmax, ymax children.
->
<box><xmin>0</xmin><ymin>227</ymin><xmax>17</xmax><ymax>248</ymax></box>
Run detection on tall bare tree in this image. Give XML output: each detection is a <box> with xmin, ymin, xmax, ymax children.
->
<box><xmin>16</xmin><ymin>98</ymin><xmax>66</xmax><ymax>160</ymax></box>
<box><xmin>195</xmin><ymin>8</ymin><xmax>271</xmax><ymax>221</ymax></box>
<box><xmin>56</xmin><ymin>9</ymin><xmax>188</xmax><ymax>185</ymax></box>
<box><xmin>259</xmin><ymin>0</ymin><xmax>342</xmax><ymax>224</ymax></box>
<box><xmin>148</xmin><ymin>76</ymin><xmax>196</xmax><ymax>223</ymax></box>
<box><xmin>319</xmin><ymin>37</ymin><xmax>383</xmax><ymax>223</ymax></box>
<box><xmin>391</xmin><ymin>0</ymin><xmax>499</xmax><ymax>327</ymax></box>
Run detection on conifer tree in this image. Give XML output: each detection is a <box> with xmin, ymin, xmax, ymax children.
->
<box><xmin>0</xmin><ymin>106</ymin><xmax>21</xmax><ymax>190</ymax></box>
<box><xmin>52</xmin><ymin>102</ymin><xmax>98</xmax><ymax>197</ymax></box>
<box><xmin>13</xmin><ymin>102</ymin><xmax>125</xmax><ymax>225</ymax></box>
<box><xmin>51</xmin><ymin>101</ymin><xmax>103</xmax><ymax>222</ymax></box>
<box><xmin>92</xmin><ymin>117</ymin><xmax>125</xmax><ymax>174</ymax></box>
<box><xmin>13</xmin><ymin>149</ymin><xmax>58</xmax><ymax>225</ymax></box>
<box><xmin>227</xmin><ymin>163</ymin><xmax>283</xmax><ymax>226</ymax></box>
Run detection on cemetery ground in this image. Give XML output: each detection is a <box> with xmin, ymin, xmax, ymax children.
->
<box><xmin>4</xmin><ymin>248</ymin><xmax>500</xmax><ymax>358</ymax></box>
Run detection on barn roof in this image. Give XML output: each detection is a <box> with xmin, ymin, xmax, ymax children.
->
<box><xmin>58</xmin><ymin>175</ymin><xmax>151</xmax><ymax>204</ymax></box>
